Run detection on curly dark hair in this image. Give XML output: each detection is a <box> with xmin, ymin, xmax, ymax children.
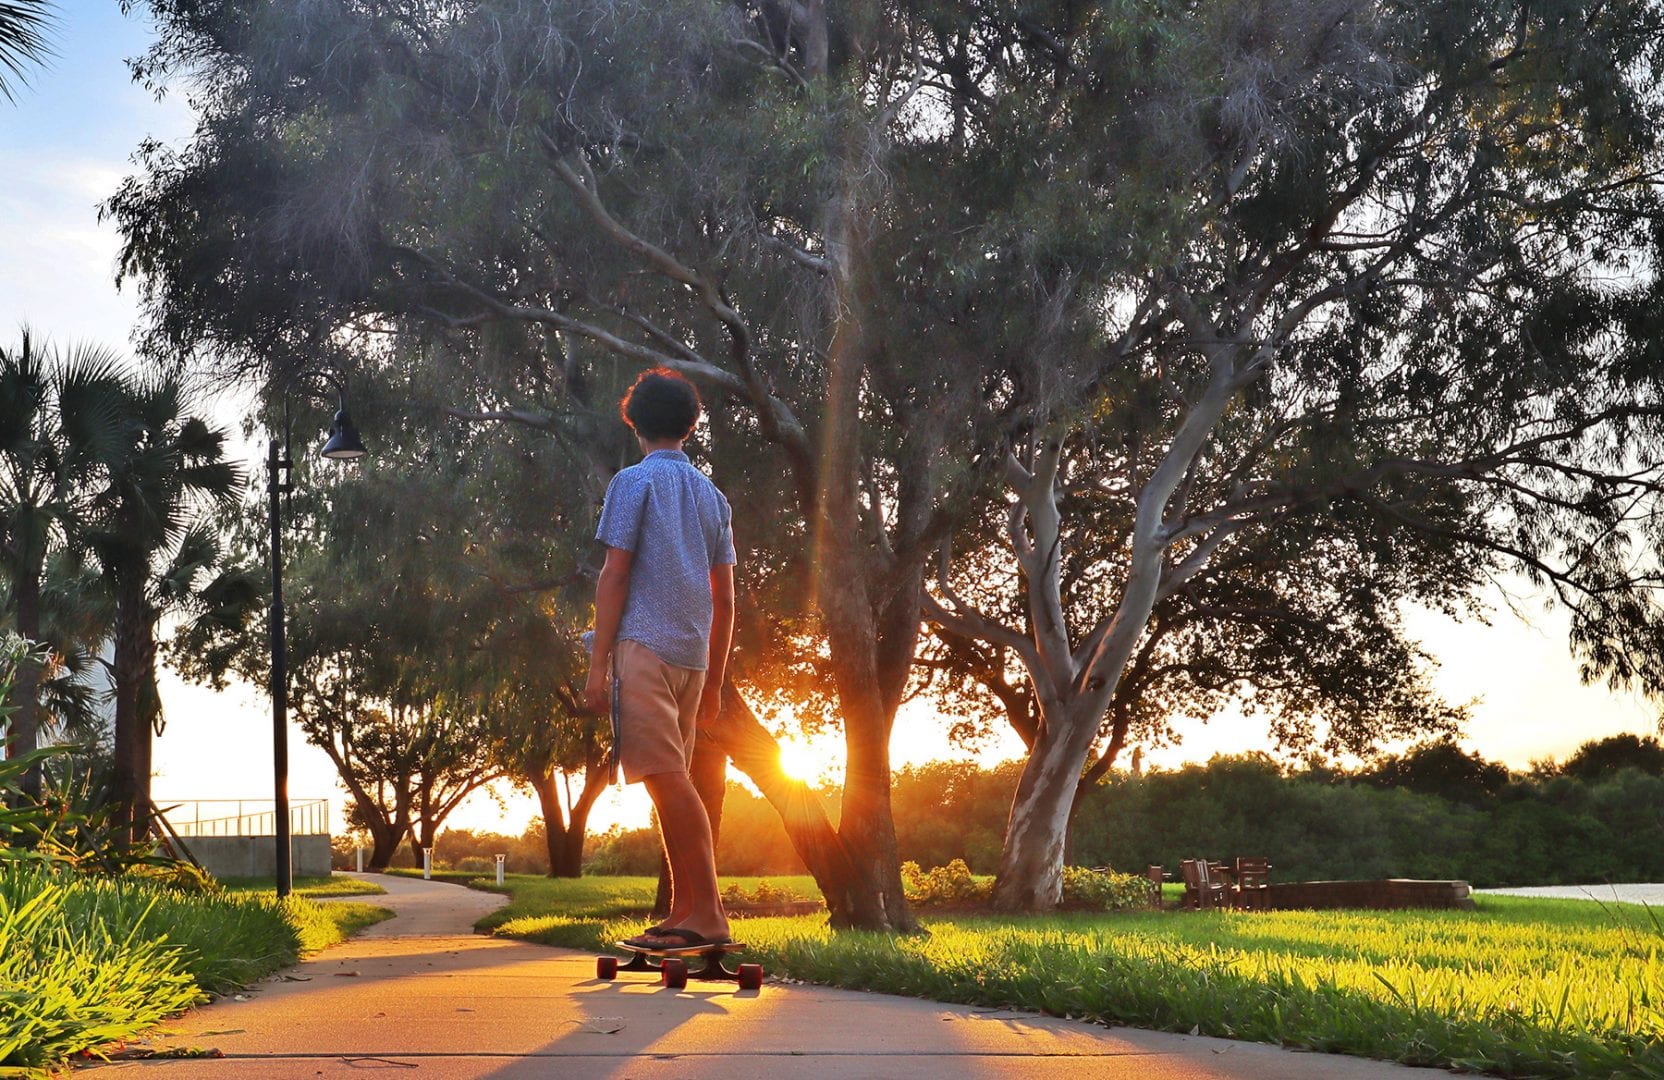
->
<box><xmin>620</xmin><ymin>367</ymin><xmax>701</xmax><ymax>441</ymax></box>
<box><xmin>625</xmin><ymin>367</ymin><xmax>702</xmax><ymax>439</ymax></box>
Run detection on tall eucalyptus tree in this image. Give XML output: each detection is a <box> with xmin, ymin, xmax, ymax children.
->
<box><xmin>109</xmin><ymin>0</ymin><xmax>1664</xmax><ymax>921</ymax></box>
<box><xmin>926</xmin><ymin>0</ymin><xmax>1664</xmax><ymax>908</ymax></box>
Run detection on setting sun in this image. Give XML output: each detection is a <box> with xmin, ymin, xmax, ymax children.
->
<box><xmin>775</xmin><ymin>738</ymin><xmax>824</xmax><ymax>783</ymax></box>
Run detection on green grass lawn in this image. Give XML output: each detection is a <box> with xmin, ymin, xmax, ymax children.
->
<box><xmin>220</xmin><ymin>874</ymin><xmax>387</xmax><ymax>898</ymax></box>
<box><xmin>379</xmin><ymin>868</ymin><xmax>821</xmax><ymax>931</ymax></box>
<box><xmin>288</xmin><ymin>898</ymin><xmax>395</xmax><ymax>951</ymax></box>
<box><xmin>473</xmin><ymin>874</ymin><xmax>1663</xmax><ymax>1079</ymax></box>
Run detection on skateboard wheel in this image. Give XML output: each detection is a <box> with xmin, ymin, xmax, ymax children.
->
<box><xmin>737</xmin><ymin>963</ymin><xmax>764</xmax><ymax>990</ymax></box>
<box><xmin>661</xmin><ymin>957</ymin><xmax>688</xmax><ymax>989</ymax></box>
<box><xmin>596</xmin><ymin>956</ymin><xmax>618</xmax><ymax>980</ymax></box>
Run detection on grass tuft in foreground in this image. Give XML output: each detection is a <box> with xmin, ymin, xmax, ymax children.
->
<box><xmin>0</xmin><ymin>865</ymin><xmax>391</xmax><ymax>1074</ymax></box>
<box><xmin>482</xmin><ymin>875</ymin><xmax>1664</xmax><ymax>1079</ymax></box>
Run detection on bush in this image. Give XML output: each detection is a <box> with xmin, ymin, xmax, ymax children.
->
<box><xmin>1061</xmin><ymin>866</ymin><xmax>1149</xmax><ymax>911</ymax></box>
<box><xmin>720</xmin><ymin>879</ymin><xmax>811</xmax><ymax>906</ymax></box>
<box><xmin>901</xmin><ymin>859</ymin><xmax>992</xmax><ymax>905</ymax></box>
<box><xmin>1069</xmin><ymin>752</ymin><xmax>1664</xmax><ymax>887</ymax></box>
<box><xmin>430</xmin><ymin>826</ymin><xmax>550</xmax><ymax>875</ymax></box>
<box><xmin>585</xmin><ymin>825</ymin><xmax>664</xmax><ymax>876</ymax></box>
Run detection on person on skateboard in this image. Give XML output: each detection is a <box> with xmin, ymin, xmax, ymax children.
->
<box><xmin>585</xmin><ymin>367</ymin><xmax>735</xmax><ymax>952</ymax></box>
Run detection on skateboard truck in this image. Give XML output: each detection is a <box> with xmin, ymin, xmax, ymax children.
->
<box><xmin>597</xmin><ymin>942</ymin><xmax>764</xmax><ymax>991</ymax></box>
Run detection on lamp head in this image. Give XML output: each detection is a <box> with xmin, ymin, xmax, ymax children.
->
<box><xmin>320</xmin><ymin>408</ymin><xmax>368</xmax><ymax>460</ymax></box>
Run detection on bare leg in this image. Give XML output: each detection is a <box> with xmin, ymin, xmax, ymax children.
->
<box><xmin>643</xmin><ymin>771</ymin><xmax>729</xmax><ymax>940</ymax></box>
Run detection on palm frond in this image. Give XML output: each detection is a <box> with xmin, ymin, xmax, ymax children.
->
<box><xmin>0</xmin><ymin>0</ymin><xmax>55</xmax><ymax>104</ymax></box>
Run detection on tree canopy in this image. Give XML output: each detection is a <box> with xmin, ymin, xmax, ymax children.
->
<box><xmin>110</xmin><ymin>0</ymin><xmax>1664</xmax><ymax>919</ymax></box>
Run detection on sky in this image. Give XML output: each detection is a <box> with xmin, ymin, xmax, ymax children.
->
<box><xmin>2</xmin><ymin>4</ymin><xmax>1657</xmax><ymax>839</ymax></box>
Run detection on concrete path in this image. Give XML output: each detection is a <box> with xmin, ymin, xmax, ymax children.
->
<box><xmin>314</xmin><ymin>871</ymin><xmax>511</xmax><ymax>937</ymax></box>
<box><xmin>1477</xmin><ymin>882</ymin><xmax>1664</xmax><ymax>906</ymax></box>
<box><xmin>98</xmin><ymin>875</ymin><xmax>1456</xmax><ymax>1079</ymax></box>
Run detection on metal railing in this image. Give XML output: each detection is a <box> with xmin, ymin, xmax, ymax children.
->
<box><xmin>163</xmin><ymin>799</ymin><xmax>330</xmax><ymax>838</ymax></box>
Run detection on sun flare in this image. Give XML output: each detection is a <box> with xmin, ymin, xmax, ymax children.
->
<box><xmin>775</xmin><ymin>739</ymin><xmax>822</xmax><ymax>782</ymax></box>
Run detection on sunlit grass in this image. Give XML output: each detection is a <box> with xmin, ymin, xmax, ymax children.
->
<box><xmin>220</xmin><ymin>874</ymin><xmax>387</xmax><ymax>898</ymax></box>
<box><xmin>0</xmin><ymin>867</ymin><xmax>392</xmax><ymax>1075</ymax></box>
<box><xmin>481</xmin><ymin>875</ymin><xmax>1664</xmax><ymax>1078</ymax></box>
<box><xmin>477</xmin><ymin>873</ymin><xmax>820</xmax><ymax>933</ymax></box>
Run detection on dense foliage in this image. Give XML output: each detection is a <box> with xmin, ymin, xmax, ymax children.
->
<box><xmin>405</xmin><ymin>731</ymin><xmax>1664</xmax><ymax>889</ymax></box>
<box><xmin>883</xmin><ymin>749</ymin><xmax>1664</xmax><ymax>888</ymax></box>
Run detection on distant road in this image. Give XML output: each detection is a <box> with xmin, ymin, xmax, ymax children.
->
<box><xmin>1477</xmin><ymin>883</ymin><xmax>1664</xmax><ymax>906</ymax></box>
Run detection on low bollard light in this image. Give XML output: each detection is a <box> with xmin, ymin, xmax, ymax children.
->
<box><xmin>422</xmin><ymin>846</ymin><xmax>432</xmax><ymax>880</ymax></box>
<box><xmin>495</xmin><ymin>853</ymin><xmax>506</xmax><ymax>886</ymax></box>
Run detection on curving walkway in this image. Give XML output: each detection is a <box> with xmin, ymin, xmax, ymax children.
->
<box><xmin>314</xmin><ymin>871</ymin><xmax>510</xmax><ymax>936</ymax></box>
<box><xmin>1476</xmin><ymin>882</ymin><xmax>1664</xmax><ymax>906</ymax></box>
<box><xmin>99</xmin><ymin>874</ymin><xmax>1455</xmax><ymax>1079</ymax></box>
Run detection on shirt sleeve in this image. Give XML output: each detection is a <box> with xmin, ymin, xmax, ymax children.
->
<box><xmin>712</xmin><ymin>493</ymin><xmax>737</xmax><ymax>566</ymax></box>
<box><xmin>595</xmin><ymin>471</ymin><xmax>646</xmax><ymax>552</ymax></box>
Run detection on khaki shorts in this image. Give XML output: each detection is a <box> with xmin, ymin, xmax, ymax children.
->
<box><xmin>616</xmin><ymin>640</ymin><xmax>705</xmax><ymax>783</ymax></box>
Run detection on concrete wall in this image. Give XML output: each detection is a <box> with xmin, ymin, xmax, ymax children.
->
<box><xmin>183</xmin><ymin>835</ymin><xmax>332</xmax><ymax>881</ymax></box>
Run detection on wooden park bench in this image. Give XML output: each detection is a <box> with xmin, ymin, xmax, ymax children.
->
<box><xmin>1232</xmin><ymin>856</ymin><xmax>1272</xmax><ymax>910</ymax></box>
<box><xmin>1180</xmin><ymin>858</ymin><xmax>1230</xmax><ymax>910</ymax></box>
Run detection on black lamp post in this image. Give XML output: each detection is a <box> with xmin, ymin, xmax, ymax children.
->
<box><xmin>269</xmin><ymin>371</ymin><xmax>367</xmax><ymax>897</ymax></box>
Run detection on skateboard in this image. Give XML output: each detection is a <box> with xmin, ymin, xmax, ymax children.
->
<box><xmin>597</xmin><ymin>940</ymin><xmax>764</xmax><ymax>991</ymax></box>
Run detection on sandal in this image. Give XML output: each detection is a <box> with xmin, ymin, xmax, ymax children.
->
<box><xmin>625</xmin><ymin>926</ymin><xmax>732</xmax><ymax>950</ymax></box>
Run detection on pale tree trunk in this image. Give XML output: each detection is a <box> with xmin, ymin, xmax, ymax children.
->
<box><xmin>992</xmin><ymin>698</ymin><xmax>1108</xmax><ymax>908</ymax></box>
<box><xmin>937</xmin><ymin>354</ymin><xmax>1242</xmax><ymax>912</ymax></box>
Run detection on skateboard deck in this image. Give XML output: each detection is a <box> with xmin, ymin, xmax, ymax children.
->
<box><xmin>598</xmin><ymin>939</ymin><xmax>762</xmax><ymax>989</ymax></box>
<box><xmin>613</xmin><ymin>939</ymin><xmax>746</xmax><ymax>958</ymax></box>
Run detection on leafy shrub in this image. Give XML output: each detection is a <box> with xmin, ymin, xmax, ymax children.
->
<box><xmin>901</xmin><ymin>859</ymin><xmax>992</xmax><ymax>905</ymax></box>
<box><xmin>1060</xmin><ymin>866</ymin><xmax>1149</xmax><ymax>911</ymax></box>
<box><xmin>720</xmin><ymin>879</ymin><xmax>810</xmax><ymax>906</ymax></box>
<box><xmin>584</xmin><ymin>825</ymin><xmax>664</xmax><ymax>876</ymax></box>
<box><xmin>427</xmin><ymin>826</ymin><xmax>552</xmax><ymax>875</ymax></box>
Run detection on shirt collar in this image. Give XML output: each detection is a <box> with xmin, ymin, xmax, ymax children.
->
<box><xmin>644</xmin><ymin>448</ymin><xmax>689</xmax><ymax>463</ymax></box>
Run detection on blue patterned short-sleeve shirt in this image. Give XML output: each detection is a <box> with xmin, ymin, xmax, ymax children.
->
<box><xmin>595</xmin><ymin>449</ymin><xmax>736</xmax><ymax>671</ymax></box>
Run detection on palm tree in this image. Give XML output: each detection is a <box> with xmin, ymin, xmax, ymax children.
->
<box><xmin>88</xmin><ymin>373</ymin><xmax>242</xmax><ymax>841</ymax></box>
<box><xmin>0</xmin><ymin>331</ymin><xmax>127</xmax><ymax>801</ymax></box>
<box><xmin>0</xmin><ymin>0</ymin><xmax>53</xmax><ymax>104</ymax></box>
